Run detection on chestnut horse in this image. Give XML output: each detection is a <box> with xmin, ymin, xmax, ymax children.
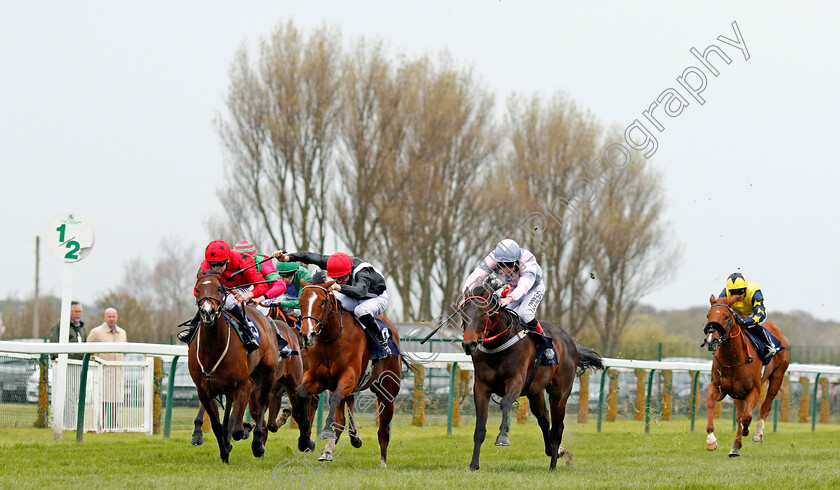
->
<box><xmin>189</xmin><ymin>271</ymin><xmax>295</xmax><ymax>462</ymax></box>
<box><xmin>460</xmin><ymin>284</ymin><xmax>604</xmax><ymax>471</ymax></box>
<box><xmin>295</xmin><ymin>281</ymin><xmax>404</xmax><ymax>468</ymax></box>
<box><xmin>702</xmin><ymin>295</ymin><xmax>790</xmax><ymax>457</ymax></box>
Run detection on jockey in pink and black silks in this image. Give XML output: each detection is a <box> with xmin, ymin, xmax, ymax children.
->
<box><xmin>719</xmin><ymin>272</ymin><xmax>776</xmax><ymax>357</ymax></box>
<box><xmin>462</xmin><ymin>238</ymin><xmax>546</xmax><ymax>334</ymax></box>
<box><xmin>233</xmin><ymin>240</ymin><xmax>287</xmax><ymax>314</ymax></box>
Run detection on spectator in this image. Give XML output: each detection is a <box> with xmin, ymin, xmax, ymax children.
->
<box><xmin>87</xmin><ymin>308</ymin><xmax>127</xmax><ymax>428</ymax></box>
<box><xmin>48</xmin><ymin>301</ymin><xmax>86</xmax><ymax>360</ymax></box>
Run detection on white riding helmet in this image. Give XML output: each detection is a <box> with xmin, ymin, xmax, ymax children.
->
<box><xmin>493</xmin><ymin>239</ymin><xmax>522</xmax><ymax>264</ymax></box>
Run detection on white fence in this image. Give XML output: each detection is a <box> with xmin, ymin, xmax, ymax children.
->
<box><xmin>3</xmin><ymin>341</ymin><xmax>840</xmax><ymax>434</ymax></box>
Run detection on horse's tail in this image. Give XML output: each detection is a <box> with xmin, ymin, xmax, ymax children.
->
<box><xmin>399</xmin><ymin>353</ymin><xmax>417</xmax><ymax>374</ymax></box>
<box><xmin>576</xmin><ymin>346</ymin><xmax>605</xmax><ymax>376</ymax></box>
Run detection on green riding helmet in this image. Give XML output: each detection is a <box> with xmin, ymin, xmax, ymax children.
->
<box><xmin>276</xmin><ymin>261</ymin><xmax>301</xmax><ymax>275</ymax></box>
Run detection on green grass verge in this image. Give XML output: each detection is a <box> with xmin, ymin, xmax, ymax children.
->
<box><xmin>2</xmin><ymin>418</ymin><xmax>840</xmax><ymax>489</ymax></box>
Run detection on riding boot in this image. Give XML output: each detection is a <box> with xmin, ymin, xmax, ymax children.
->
<box><xmin>269</xmin><ymin>319</ymin><xmax>293</xmax><ymax>357</ymax></box>
<box><xmin>358</xmin><ymin>314</ymin><xmax>391</xmax><ymax>359</ymax></box>
<box><xmin>229</xmin><ymin>305</ymin><xmax>260</xmax><ymax>354</ymax></box>
<box><xmin>177</xmin><ymin>310</ymin><xmax>201</xmax><ymax>344</ymax></box>
<box><xmin>524</xmin><ymin>318</ymin><xmax>544</xmax><ymax>335</ymax></box>
<box><xmin>751</xmin><ymin>325</ymin><xmax>777</xmax><ymax>357</ymax></box>
<box><xmin>524</xmin><ymin>319</ymin><xmax>554</xmax><ymax>364</ymax></box>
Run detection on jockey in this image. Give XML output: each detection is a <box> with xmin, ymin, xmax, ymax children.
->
<box><xmin>462</xmin><ymin>238</ymin><xmax>546</xmax><ymax>335</ymax></box>
<box><xmin>273</xmin><ymin>250</ymin><xmax>392</xmax><ymax>360</ymax></box>
<box><xmin>274</xmin><ymin>261</ymin><xmax>313</xmax><ymax>317</ymax></box>
<box><xmin>719</xmin><ymin>272</ymin><xmax>776</xmax><ymax>357</ymax></box>
<box><xmin>178</xmin><ymin>239</ymin><xmax>281</xmax><ymax>355</ymax></box>
<box><xmin>232</xmin><ymin>240</ymin><xmax>287</xmax><ymax>315</ymax></box>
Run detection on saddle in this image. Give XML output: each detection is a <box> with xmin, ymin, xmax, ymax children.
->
<box><xmin>361</xmin><ymin>317</ymin><xmax>400</xmax><ymax>361</ymax></box>
<box><xmin>744</xmin><ymin>327</ymin><xmax>785</xmax><ymax>365</ymax></box>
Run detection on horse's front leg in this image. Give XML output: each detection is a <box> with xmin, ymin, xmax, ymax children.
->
<box><xmin>191</xmin><ymin>404</ymin><xmax>206</xmax><ymax>446</ymax></box>
<box><xmin>470</xmin><ymin>382</ymin><xmax>492</xmax><ymax>471</ymax></box>
<box><xmin>495</xmin><ymin>387</ymin><xmax>522</xmax><ymax>447</ymax></box>
<box><xmin>199</xmin><ymin>392</ymin><xmax>231</xmax><ymax>463</ymax></box>
<box><xmin>705</xmin><ymin>382</ymin><xmax>724</xmax><ymax>451</ymax></box>
<box><xmin>730</xmin><ymin>398</ymin><xmax>747</xmax><ymax>457</ymax></box>
<box><xmin>318</xmin><ymin>377</ymin><xmax>355</xmax><ymax>462</ymax></box>
<box><xmin>230</xmin><ymin>382</ymin><xmax>254</xmax><ymax>441</ymax></box>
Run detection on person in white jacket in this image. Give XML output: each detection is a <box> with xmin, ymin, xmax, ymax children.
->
<box><xmin>462</xmin><ymin>238</ymin><xmax>546</xmax><ymax>334</ymax></box>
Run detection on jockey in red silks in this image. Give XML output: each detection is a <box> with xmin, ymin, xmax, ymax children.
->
<box><xmin>178</xmin><ymin>239</ymin><xmax>291</xmax><ymax>355</ymax></box>
<box><xmin>232</xmin><ymin>240</ymin><xmax>287</xmax><ymax>315</ymax></box>
<box><xmin>462</xmin><ymin>238</ymin><xmax>546</xmax><ymax>334</ymax></box>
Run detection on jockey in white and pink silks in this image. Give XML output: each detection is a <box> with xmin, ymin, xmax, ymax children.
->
<box><xmin>462</xmin><ymin>238</ymin><xmax>546</xmax><ymax>334</ymax></box>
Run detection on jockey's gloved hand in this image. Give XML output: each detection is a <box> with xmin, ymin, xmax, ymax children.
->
<box><xmin>271</xmin><ymin>250</ymin><xmax>289</xmax><ymax>261</ymax></box>
<box><xmin>734</xmin><ymin>313</ymin><xmax>748</xmax><ymax>326</ymax></box>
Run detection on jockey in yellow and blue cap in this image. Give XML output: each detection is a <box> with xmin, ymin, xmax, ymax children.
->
<box><xmin>719</xmin><ymin>272</ymin><xmax>776</xmax><ymax>357</ymax></box>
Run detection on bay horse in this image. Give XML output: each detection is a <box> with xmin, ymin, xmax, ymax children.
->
<box><xmin>460</xmin><ymin>284</ymin><xmax>604</xmax><ymax>471</ymax></box>
<box><xmin>190</xmin><ymin>306</ymin><xmax>314</xmax><ymax>445</ymax></box>
<box><xmin>188</xmin><ymin>270</ymin><xmax>290</xmax><ymax>462</ymax></box>
<box><xmin>295</xmin><ymin>281</ymin><xmax>405</xmax><ymax>467</ymax></box>
<box><xmin>702</xmin><ymin>295</ymin><xmax>790</xmax><ymax>456</ymax></box>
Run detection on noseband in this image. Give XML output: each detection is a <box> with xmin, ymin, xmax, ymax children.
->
<box><xmin>299</xmin><ymin>285</ymin><xmax>344</xmax><ymax>343</ymax></box>
<box><xmin>705</xmin><ymin>303</ymin><xmax>753</xmax><ymax>367</ymax></box>
<box><xmin>461</xmin><ymin>295</ymin><xmax>511</xmax><ymax>343</ymax></box>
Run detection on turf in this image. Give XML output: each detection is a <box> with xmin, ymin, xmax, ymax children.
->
<box><xmin>2</xmin><ymin>418</ymin><xmax>839</xmax><ymax>489</ymax></box>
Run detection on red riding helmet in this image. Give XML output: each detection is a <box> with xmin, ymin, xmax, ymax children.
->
<box><xmin>326</xmin><ymin>252</ymin><xmax>353</xmax><ymax>278</ymax></box>
<box><xmin>205</xmin><ymin>240</ymin><xmax>231</xmax><ymax>262</ymax></box>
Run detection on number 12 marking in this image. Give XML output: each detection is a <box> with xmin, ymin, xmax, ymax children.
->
<box><xmin>56</xmin><ymin>224</ymin><xmax>80</xmax><ymax>259</ymax></box>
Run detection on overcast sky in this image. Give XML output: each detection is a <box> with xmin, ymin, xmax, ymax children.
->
<box><xmin>2</xmin><ymin>1</ymin><xmax>838</xmax><ymax>323</ymax></box>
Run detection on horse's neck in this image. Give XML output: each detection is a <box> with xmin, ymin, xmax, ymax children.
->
<box><xmin>199</xmin><ymin>317</ymin><xmax>231</xmax><ymax>351</ymax></box>
<box><xmin>719</xmin><ymin>330</ymin><xmax>749</xmax><ymax>361</ymax></box>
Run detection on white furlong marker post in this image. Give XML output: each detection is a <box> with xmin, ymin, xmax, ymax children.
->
<box><xmin>45</xmin><ymin>213</ymin><xmax>95</xmax><ymax>440</ymax></box>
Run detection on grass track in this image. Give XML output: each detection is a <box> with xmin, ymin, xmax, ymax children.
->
<box><xmin>2</xmin><ymin>419</ymin><xmax>840</xmax><ymax>489</ymax></box>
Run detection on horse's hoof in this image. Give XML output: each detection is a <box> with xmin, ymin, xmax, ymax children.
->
<box><xmin>380</xmin><ymin>460</ymin><xmax>387</xmax><ymax>469</ymax></box>
<box><xmin>706</xmin><ymin>441</ymin><xmax>718</xmax><ymax>451</ymax></box>
<box><xmin>351</xmin><ymin>436</ymin><xmax>363</xmax><ymax>448</ymax></box>
<box><xmin>318</xmin><ymin>451</ymin><xmax>333</xmax><ymax>462</ymax></box>
<box><xmin>252</xmin><ymin>443</ymin><xmax>265</xmax><ymax>458</ymax></box>
<box><xmin>191</xmin><ymin>435</ymin><xmax>204</xmax><ymax>446</ymax></box>
<box><xmin>494</xmin><ymin>434</ymin><xmax>510</xmax><ymax>446</ymax></box>
<box><xmin>299</xmin><ymin>438</ymin><xmax>315</xmax><ymax>452</ymax></box>
<box><xmin>469</xmin><ymin>464</ymin><xmax>479</xmax><ymax>471</ymax></box>
<box><xmin>232</xmin><ymin>430</ymin><xmax>245</xmax><ymax>441</ymax></box>
<box><xmin>752</xmin><ymin>434</ymin><xmax>763</xmax><ymax>443</ymax></box>
<box><xmin>728</xmin><ymin>449</ymin><xmax>740</xmax><ymax>457</ymax></box>
<box><xmin>267</xmin><ymin>424</ymin><xmax>278</xmax><ymax>433</ymax></box>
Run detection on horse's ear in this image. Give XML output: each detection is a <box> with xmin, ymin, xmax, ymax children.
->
<box><xmin>323</xmin><ymin>280</ymin><xmax>336</xmax><ymax>289</ymax></box>
<box><xmin>709</xmin><ymin>294</ymin><xmax>716</xmax><ymax>305</ymax></box>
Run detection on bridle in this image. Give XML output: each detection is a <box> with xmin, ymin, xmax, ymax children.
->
<box><xmin>299</xmin><ymin>285</ymin><xmax>344</xmax><ymax>343</ymax></box>
<box><xmin>704</xmin><ymin>303</ymin><xmax>753</xmax><ymax>368</ymax></box>
<box><xmin>193</xmin><ymin>273</ymin><xmax>232</xmax><ymax>380</ymax></box>
<box><xmin>461</xmin><ymin>294</ymin><xmax>513</xmax><ymax>344</ymax></box>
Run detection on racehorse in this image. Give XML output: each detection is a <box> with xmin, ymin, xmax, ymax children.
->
<box><xmin>188</xmin><ymin>270</ymin><xmax>287</xmax><ymax>462</ymax></box>
<box><xmin>460</xmin><ymin>284</ymin><xmax>604</xmax><ymax>471</ymax></box>
<box><xmin>295</xmin><ymin>280</ymin><xmax>405</xmax><ymax>468</ymax></box>
<box><xmin>702</xmin><ymin>295</ymin><xmax>790</xmax><ymax>456</ymax></box>
<box><xmin>190</xmin><ymin>306</ymin><xmax>313</xmax><ymax>445</ymax></box>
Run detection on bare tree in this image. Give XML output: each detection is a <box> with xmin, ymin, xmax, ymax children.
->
<box><xmin>216</xmin><ymin>21</ymin><xmax>343</xmax><ymax>252</ymax></box>
<box><xmin>587</xmin><ymin>151</ymin><xmax>682</xmax><ymax>356</ymax></box>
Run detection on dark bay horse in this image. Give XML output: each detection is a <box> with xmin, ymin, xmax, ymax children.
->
<box><xmin>296</xmin><ymin>281</ymin><xmax>404</xmax><ymax>468</ymax></box>
<box><xmin>702</xmin><ymin>295</ymin><xmax>790</xmax><ymax>456</ymax></box>
<box><xmin>188</xmin><ymin>271</ymin><xmax>284</xmax><ymax>463</ymax></box>
<box><xmin>460</xmin><ymin>284</ymin><xmax>604</xmax><ymax>471</ymax></box>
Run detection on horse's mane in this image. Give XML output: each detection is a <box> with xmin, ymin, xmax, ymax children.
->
<box><xmin>710</xmin><ymin>294</ymin><xmax>737</xmax><ymax>307</ymax></box>
<box><xmin>311</xmin><ymin>269</ymin><xmax>328</xmax><ymax>285</ymax></box>
<box><xmin>202</xmin><ymin>268</ymin><xmax>224</xmax><ymax>277</ymax></box>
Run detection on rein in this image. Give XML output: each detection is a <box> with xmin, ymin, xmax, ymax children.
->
<box><xmin>300</xmin><ymin>285</ymin><xmax>344</xmax><ymax>343</ymax></box>
<box><xmin>709</xmin><ymin>304</ymin><xmax>754</xmax><ymax>368</ymax></box>
<box><xmin>462</xmin><ymin>294</ymin><xmax>514</xmax><ymax>346</ymax></box>
<box><xmin>194</xmin><ymin>274</ymin><xmax>232</xmax><ymax>380</ymax></box>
